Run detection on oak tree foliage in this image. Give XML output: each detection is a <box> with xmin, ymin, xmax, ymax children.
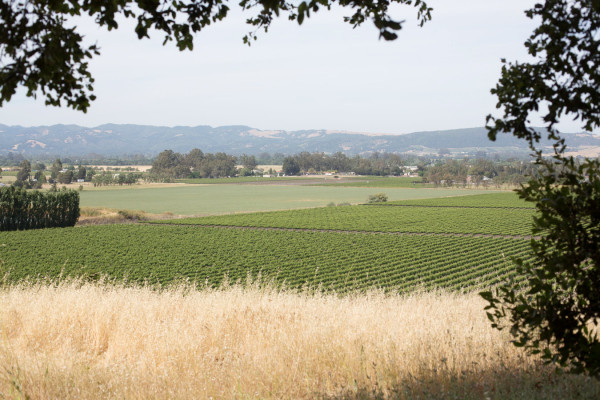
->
<box><xmin>0</xmin><ymin>0</ymin><xmax>431</xmax><ymax>111</ymax></box>
<box><xmin>282</xmin><ymin>156</ymin><xmax>300</xmax><ymax>175</ymax></box>
<box><xmin>481</xmin><ymin>0</ymin><xmax>600</xmax><ymax>376</ymax></box>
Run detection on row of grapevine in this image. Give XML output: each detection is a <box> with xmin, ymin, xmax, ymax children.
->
<box><xmin>154</xmin><ymin>204</ymin><xmax>536</xmax><ymax>236</ymax></box>
<box><xmin>0</xmin><ymin>186</ymin><xmax>80</xmax><ymax>231</ymax></box>
<box><xmin>0</xmin><ymin>224</ymin><xmax>533</xmax><ymax>292</ymax></box>
<box><xmin>384</xmin><ymin>192</ymin><xmax>536</xmax><ymax>208</ymax></box>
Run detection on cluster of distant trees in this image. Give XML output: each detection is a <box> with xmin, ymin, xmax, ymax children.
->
<box><xmin>2</xmin><ymin>150</ymin><xmax>540</xmax><ymax>186</ymax></box>
<box><xmin>5</xmin><ymin>157</ymin><xmax>148</xmax><ymax>188</ymax></box>
<box><xmin>10</xmin><ymin>159</ymin><xmax>90</xmax><ymax>188</ymax></box>
<box><xmin>278</xmin><ymin>153</ymin><xmax>541</xmax><ymax>187</ymax></box>
<box><xmin>0</xmin><ymin>153</ymin><xmax>153</xmax><ymax>167</ymax></box>
<box><xmin>91</xmin><ymin>172</ymin><xmax>142</xmax><ymax>186</ymax></box>
<box><xmin>0</xmin><ymin>153</ymin><xmax>26</xmax><ymax>166</ymax></box>
<box><xmin>280</xmin><ymin>152</ymin><xmax>411</xmax><ymax>176</ymax></box>
<box><xmin>146</xmin><ymin>149</ymin><xmax>415</xmax><ymax>180</ymax></box>
<box><xmin>148</xmin><ymin>149</ymin><xmax>239</xmax><ymax>181</ymax></box>
<box><xmin>73</xmin><ymin>154</ymin><xmax>154</xmax><ymax>166</ymax></box>
<box><xmin>424</xmin><ymin>158</ymin><xmax>539</xmax><ymax>187</ymax></box>
<box><xmin>11</xmin><ymin>160</ymin><xmax>48</xmax><ymax>189</ymax></box>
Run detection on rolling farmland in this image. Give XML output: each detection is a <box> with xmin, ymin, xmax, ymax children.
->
<box><xmin>383</xmin><ymin>192</ymin><xmax>536</xmax><ymax>208</ymax></box>
<box><xmin>156</xmin><ymin>203</ymin><xmax>535</xmax><ymax>236</ymax></box>
<box><xmin>3</xmin><ymin>189</ymin><xmax>594</xmax><ymax>399</ymax></box>
<box><xmin>0</xmin><ymin>224</ymin><xmax>532</xmax><ymax>291</ymax></box>
<box><xmin>78</xmin><ymin>182</ymin><xmax>499</xmax><ymax>215</ymax></box>
<box><xmin>0</xmin><ymin>192</ymin><xmax>536</xmax><ymax>292</ymax></box>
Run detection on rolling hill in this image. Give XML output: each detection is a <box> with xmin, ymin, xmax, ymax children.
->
<box><xmin>1</xmin><ymin>123</ymin><xmax>598</xmax><ymax>157</ymax></box>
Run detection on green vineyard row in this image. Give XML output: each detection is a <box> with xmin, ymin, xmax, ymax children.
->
<box><xmin>0</xmin><ymin>225</ymin><xmax>532</xmax><ymax>292</ymax></box>
<box><xmin>385</xmin><ymin>192</ymin><xmax>536</xmax><ymax>208</ymax></box>
<box><xmin>154</xmin><ymin>203</ymin><xmax>536</xmax><ymax>236</ymax></box>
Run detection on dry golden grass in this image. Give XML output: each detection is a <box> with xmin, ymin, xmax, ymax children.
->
<box><xmin>77</xmin><ymin>207</ymin><xmax>176</xmax><ymax>225</ymax></box>
<box><xmin>0</xmin><ymin>281</ymin><xmax>597</xmax><ymax>399</ymax></box>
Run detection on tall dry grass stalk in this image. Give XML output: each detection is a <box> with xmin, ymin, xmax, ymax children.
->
<box><xmin>0</xmin><ymin>280</ymin><xmax>597</xmax><ymax>399</ymax></box>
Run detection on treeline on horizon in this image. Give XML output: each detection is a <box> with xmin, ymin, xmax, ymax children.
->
<box><xmin>0</xmin><ymin>148</ymin><xmax>530</xmax><ymax>168</ymax></box>
<box><xmin>147</xmin><ymin>149</ymin><xmax>422</xmax><ymax>180</ymax></box>
<box><xmin>1</xmin><ymin>149</ymin><xmax>539</xmax><ymax>187</ymax></box>
<box><xmin>147</xmin><ymin>149</ymin><xmax>538</xmax><ymax>187</ymax></box>
<box><xmin>0</xmin><ymin>152</ymin><xmax>154</xmax><ymax>167</ymax></box>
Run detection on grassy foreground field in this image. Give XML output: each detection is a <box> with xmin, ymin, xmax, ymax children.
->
<box><xmin>79</xmin><ymin>184</ymin><xmax>499</xmax><ymax>215</ymax></box>
<box><xmin>2</xmin><ymin>191</ymin><xmax>596</xmax><ymax>398</ymax></box>
<box><xmin>1</xmin><ymin>281</ymin><xmax>598</xmax><ymax>399</ymax></box>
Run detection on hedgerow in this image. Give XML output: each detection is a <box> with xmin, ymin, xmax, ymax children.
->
<box><xmin>0</xmin><ymin>186</ymin><xmax>79</xmax><ymax>231</ymax></box>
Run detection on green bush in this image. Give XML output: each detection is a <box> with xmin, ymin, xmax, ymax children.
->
<box><xmin>118</xmin><ymin>210</ymin><xmax>146</xmax><ymax>221</ymax></box>
<box><xmin>367</xmin><ymin>193</ymin><xmax>388</xmax><ymax>203</ymax></box>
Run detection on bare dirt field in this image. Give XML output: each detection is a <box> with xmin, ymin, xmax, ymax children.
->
<box><xmin>563</xmin><ymin>146</ymin><xmax>600</xmax><ymax>158</ymax></box>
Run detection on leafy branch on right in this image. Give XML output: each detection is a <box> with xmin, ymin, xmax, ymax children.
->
<box><xmin>480</xmin><ymin>0</ymin><xmax>600</xmax><ymax>376</ymax></box>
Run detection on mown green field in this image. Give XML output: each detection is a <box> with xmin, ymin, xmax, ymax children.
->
<box><xmin>0</xmin><ymin>192</ymin><xmax>535</xmax><ymax>292</ymax></box>
<box><xmin>0</xmin><ymin>175</ymin><xmax>16</xmax><ymax>183</ymax></box>
<box><xmin>79</xmin><ymin>184</ymin><xmax>499</xmax><ymax>215</ymax></box>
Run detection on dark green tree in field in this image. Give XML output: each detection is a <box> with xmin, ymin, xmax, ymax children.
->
<box><xmin>240</xmin><ymin>154</ymin><xmax>258</xmax><ymax>171</ymax></box>
<box><xmin>480</xmin><ymin>0</ymin><xmax>600</xmax><ymax>376</ymax></box>
<box><xmin>153</xmin><ymin>150</ymin><xmax>183</xmax><ymax>171</ymax></box>
<box><xmin>16</xmin><ymin>159</ymin><xmax>31</xmax><ymax>182</ymax></box>
<box><xmin>57</xmin><ymin>170</ymin><xmax>74</xmax><ymax>184</ymax></box>
<box><xmin>0</xmin><ymin>0</ymin><xmax>431</xmax><ymax>112</ymax></box>
<box><xmin>282</xmin><ymin>156</ymin><xmax>300</xmax><ymax>176</ymax></box>
<box><xmin>50</xmin><ymin>158</ymin><xmax>63</xmax><ymax>181</ymax></box>
<box><xmin>151</xmin><ymin>149</ymin><xmax>190</xmax><ymax>179</ymax></box>
<box><xmin>77</xmin><ymin>166</ymin><xmax>87</xmax><ymax>181</ymax></box>
<box><xmin>367</xmin><ymin>192</ymin><xmax>388</xmax><ymax>203</ymax></box>
<box><xmin>184</xmin><ymin>148</ymin><xmax>205</xmax><ymax>172</ymax></box>
<box><xmin>33</xmin><ymin>170</ymin><xmax>47</xmax><ymax>189</ymax></box>
<box><xmin>238</xmin><ymin>154</ymin><xmax>258</xmax><ymax>176</ymax></box>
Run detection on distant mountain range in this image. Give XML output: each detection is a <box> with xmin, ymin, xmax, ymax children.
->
<box><xmin>1</xmin><ymin>124</ymin><xmax>599</xmax><ymax>158</ymax></box>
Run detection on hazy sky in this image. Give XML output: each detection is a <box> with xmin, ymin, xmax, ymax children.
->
<box><xmin>2</xmin><ymin>0</ymin><xmax>581</xmax><ymax>134</ymax></box>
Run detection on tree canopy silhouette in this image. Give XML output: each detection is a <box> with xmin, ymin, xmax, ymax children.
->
<box><xmin>481</xmin><ymin>0</ymin><xmax>600</xmax><ymax>376</ymax></box>
<box><xmin>0</xmin><ymin>0</ymin><xmax>431</xmax><ymax>111</ymax></box>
